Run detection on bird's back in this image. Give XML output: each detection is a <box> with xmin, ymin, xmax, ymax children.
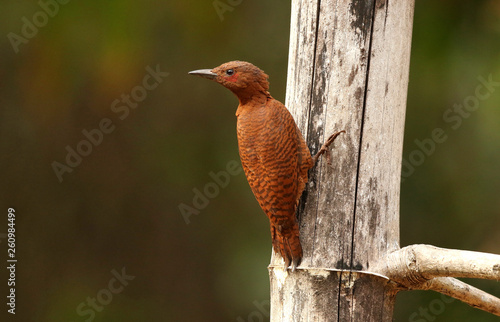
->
<box><xmin>236</xmin><ymin>96</ymin><xmax>312</xmax><ymax>268</ymax></box>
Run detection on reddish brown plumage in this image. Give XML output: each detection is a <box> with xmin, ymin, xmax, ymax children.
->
<box><xmin>189</xmin><ymin>61</ymin><xmax>342</xmax><ymax>271</ymax></box>
<box><xmin>235</xmin><ymin>86</ymin><xmax>312</xmax><ymax>271</ymax></box>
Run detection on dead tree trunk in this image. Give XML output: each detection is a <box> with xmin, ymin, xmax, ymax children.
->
<box><xmin>269</xmin><ymin>1</ymin><xmax>414</xmax><ymax>319</ymax></box>
<box><xmin>269</xmin><ymin>0</ymin><xmax>500</xmax><ymax>321</ymax></box>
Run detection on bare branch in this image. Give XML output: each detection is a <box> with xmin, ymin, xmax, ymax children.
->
<box><xmin>373</xmin><ymin>244</ymin><xmax>500</xmax><ymax>316</ymax></box>
<box><xmin>377</xmin><ymin>244</ymin><xmax>500</xmax><ymax>282</ymax></box>
<box><xmin>418</xmin><ymin>277</ymin><xmax>500</xmax><ymax>316</ymax></box>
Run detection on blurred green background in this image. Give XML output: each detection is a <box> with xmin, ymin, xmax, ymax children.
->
<box><xmin>0</xmin><ymin>0</ymin><xmax>499</xmax><ymax>321</ymax></box>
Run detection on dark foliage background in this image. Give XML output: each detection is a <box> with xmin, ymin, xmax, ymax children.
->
<box><xmin>0</xmin><ymin>1</ymin><xmax>499</xmax><ymax>321</ymax></box>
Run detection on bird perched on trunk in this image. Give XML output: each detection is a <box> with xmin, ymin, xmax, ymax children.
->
<box><xmin>189</xmin><ymin>61</ymin><xmax>343</xmax><ymax>271</ymax></box>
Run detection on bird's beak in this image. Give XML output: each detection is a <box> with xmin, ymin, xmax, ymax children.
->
<box><xmin>188</xmin><ymin>69</ymin><xmax>217</xmax><ymax>80</ymax></box>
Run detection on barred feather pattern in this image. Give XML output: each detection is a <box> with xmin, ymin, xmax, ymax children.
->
<box><xmin>236</xmin><ymin>97</ymin><xmax>313</xmax><ymax>269</ymax></box>
<box><xmin>190</xmin><ymin>61</ymin><xmax>316</xmax><ymax>270</ymax></box>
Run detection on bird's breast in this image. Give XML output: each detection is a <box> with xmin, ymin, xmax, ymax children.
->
<box><xmin>236</xmin><ymin>106</ymin><xmax>269</xmax><ymax>147</ymax></box>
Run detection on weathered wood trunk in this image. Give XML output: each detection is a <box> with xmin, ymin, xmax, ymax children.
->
<box><xmin>269</xmin><ymin>0</ymin><xmax>415</xmax><ymax>320</ymax></box>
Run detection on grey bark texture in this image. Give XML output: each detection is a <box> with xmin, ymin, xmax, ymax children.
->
<box><xmin>268</xmin><ymin>0</ymin><xmax>500</xmax><ymax>321</ymax></box>
<box><xmin>269</xmin><ymin>0</ymin><xmax>415</xmax><ymax>321</ymax></box>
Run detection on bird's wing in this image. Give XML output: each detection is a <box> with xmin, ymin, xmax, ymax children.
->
<box><xmin>237</xmin><ymin>99</ymin><xmax>305</xmax><ymax>267</ymax></box>
<box><xmin>240</xmin><ymin>100</ymin><xmax>300</xmax><ymax>225</ymax></box>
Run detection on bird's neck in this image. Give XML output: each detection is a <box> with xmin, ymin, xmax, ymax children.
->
<box><xmin>235</xmin><ymin>92</ymin><xmax>272</xmax><ymax>117</ymax></box>
<box><xmin>235</xmin><ymin>90</ymin><xmax>270</xmax><ymax>105</ymax></box>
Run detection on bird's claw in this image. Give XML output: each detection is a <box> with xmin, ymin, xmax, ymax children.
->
<box><xmin>324</xmin><ymin>130</ymin><xmax>345</xmax><ymax>147</ymax></box>
<box><xmin>312</xmin><ymin>130</ymin><xmax>345</xmax><ymax>165</ymax></box>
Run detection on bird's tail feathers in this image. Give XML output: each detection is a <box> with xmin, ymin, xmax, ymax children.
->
<box><xmin>271</xmin><ymin>224</ymin><xmax>303</xmax><ymax>271</ymax></box>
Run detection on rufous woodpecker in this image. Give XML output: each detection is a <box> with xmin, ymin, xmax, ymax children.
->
<box><xmin>189</xmin><ymin>61</ymin><xmax>343</xmax><ymax>271</ymax></box>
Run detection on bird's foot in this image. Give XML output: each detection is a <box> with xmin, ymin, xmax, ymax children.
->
<box><xmin>312</xmin><ymin>130</ymin><xmax>345</xmax><ymax>165</ymax></box>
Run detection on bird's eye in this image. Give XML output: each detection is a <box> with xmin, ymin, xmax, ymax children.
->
<box><xmin>226</xmin><ymin>69</ymin><xmax>234</xmax><ymax>76</ymax></box>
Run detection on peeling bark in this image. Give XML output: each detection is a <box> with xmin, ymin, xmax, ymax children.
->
<box><xmin>270</xmin><ymin>0</ymin><xmax>415</xmax><ymax>320</ymax></box>
<box><xmin>270</xmin><ymin>0</ymin><xmax>500</xmax><ymax>320</ymax></box>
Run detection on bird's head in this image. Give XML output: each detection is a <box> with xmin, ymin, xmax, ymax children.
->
<box><xmin>189</xmin><ymin>61</ymin><xmax>270</xmax><ymax>103</ymax></box>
